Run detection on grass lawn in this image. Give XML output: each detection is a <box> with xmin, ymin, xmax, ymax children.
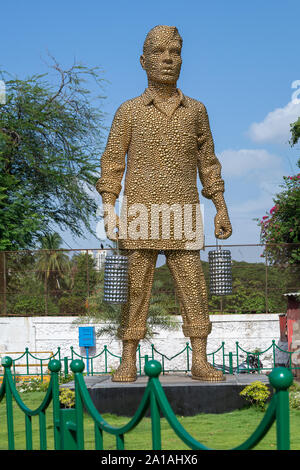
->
<box><xmin>0</xmin><ymin>391</ymin><xmax>300</xmax><ymax>451</ymax></box>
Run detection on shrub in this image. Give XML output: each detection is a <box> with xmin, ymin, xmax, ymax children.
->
<box><xmin>59</xmin><ymin>388</ymin><xmax>76</xmax><ymax>408</ymax></box>
<box><xmin>240</xmin><ymin>381</ymin><xmax>271</xmax><ymax>411</ymax></box>
<box><xmin>58</xmin><ymin>295</ymin><xmax>86</xmax><ymax>314</ymax></box>
<box><xmin>290</xmin><ymin>382</ymin><xmax>300</xmax><ymax>410</ymax></box>
<box><xmin>16</xmin><ymin>377</ymin><xmax>49</xmax><ymax>393</ymax></box>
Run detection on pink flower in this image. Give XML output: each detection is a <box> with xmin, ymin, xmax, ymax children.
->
<box><xmin>262</xmin><ymin>216</ymin><xmax>268</xmax><ymax>220</ymax></box>
<box><xmin>270</xmin><ymin>206</ymin><xmax>277</xmax><ymax>214</ymax></box>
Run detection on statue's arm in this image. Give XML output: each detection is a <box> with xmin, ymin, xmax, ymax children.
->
<box><xmin>96</xmin><ymin>102</ymin><xmax>131</xmax><ymax>203</ymax></box>
<box><xmin>197</xmin><ymin>103</ymin><xmax>232</xmax><ymax>239</ymax></box>
<box><xmin>96</xmin><ymin>102</ymin><xmax>131</xmax><ymax>239</ymax></box>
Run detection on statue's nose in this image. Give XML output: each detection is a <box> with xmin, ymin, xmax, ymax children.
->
<box><xmin>162</xmin><ymin>51</ymin><xmax>172</xmax><ymax>63</ymax></box>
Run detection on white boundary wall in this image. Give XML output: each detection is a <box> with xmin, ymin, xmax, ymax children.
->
<box><xmin>0</xmin><ymin>314</ymin><xmax>282</xmax><ymax>372</ymax></box>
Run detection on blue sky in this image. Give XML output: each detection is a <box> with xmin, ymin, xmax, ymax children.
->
<box><xmin>1</xmin><ymin>0</ymin><xmax>299</xmax><ymax>259</ymax></box>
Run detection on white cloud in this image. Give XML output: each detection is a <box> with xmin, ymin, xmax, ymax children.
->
<box><xmin>218</xmin><ymin>148</ymin><xmax>282</xmax><ymax>180</ymax></box>
<box><xmin>229</xmin><ymin>193</ymin><xmax>275</xmax><ymax>215</ymax></box>
<box><xmin>215</xmin><ymin>148</ymin><xmax>285</xmax><ymax>245</ymax></box>
<box><xmin>247</xmin><ymin>99</ymin><xmax>300</xmax><ymax>144</ymax></box>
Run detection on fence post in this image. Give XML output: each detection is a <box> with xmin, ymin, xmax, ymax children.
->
<box><xmin>104</xmin><ymin>345</ymin><xmax>108</xmax><ymax>373</ymax></box>
<box><xmin>272</xmin><ymin>340</ymin><xmax>276</xmax><ymax>368</ymax></box>
<box><xmin>25</xmin><ymin>348</ymin><xmax>29</xmax><ymax>375</ymax></box>
<box><xmin>1</xmin><ymin>357</ymin><xmax>15</xmax><ymax>450</ymax></box>
<box><xmin>229</xmin><ymin>352</ymin><xmax>233</xmax><ymax>375</ymax></box>
<box><xmin>64</xmin><ymin>357</ymin><xmax>69</xmax><ymax>378</ymax></box>
<box><xmin>186</xmin><ymin>342</ymin><xmax>190</xmax><ymax>371</ymax></box>
<box><xmin>236</xmin><ymin>342</ymin><xmax>239</xmax><ymax>370</ymax></box>
<box><xmin>70</xmin><ymin>359</ymin><xmax>85</xmax><ymax>450</ymax></box>
<box><xmin>269</xmin><ymin>367</ymin><xmax>293</xmax><ymax>450</ymax></box>
<box><xmin>59</xmin><ymin>408</ymin><xmax>78</xmax><ymax>450</ymax></box>
<box><xmin>48</xmin><ymin>358</ymin><xmax>62</xmax><ymax>450</ymax></box>
<box><xmin>138</xmin><ymin>344</ymin><xmax>142</xmax><ymax>375</ymax></box>
<box><xmin>145</xmin><ymin>360</ymin><xmax>162</xmax><ymax>450</ymax></box>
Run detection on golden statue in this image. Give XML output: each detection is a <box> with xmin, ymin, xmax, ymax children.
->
<box><xmin>96</xmin><ymin>25</ymin><xmax>232</xmax><ymax>382</ymax></box>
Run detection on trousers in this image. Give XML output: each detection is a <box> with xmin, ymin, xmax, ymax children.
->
<box><xmin>117</xmin><ymin>249</ymin><xmax>212</xmax><ymax>340</ymax></box>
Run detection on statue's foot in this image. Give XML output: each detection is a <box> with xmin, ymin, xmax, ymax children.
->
<box><xmin>191</xmin><ymin>361</ymin><xmax>225</xmax><ymax>382</ymax></box>
<box><xmin>190</xmin><ymin>336</ymin><xmax>225</xmax><ymax>382</ymax></box>
<box><xmin>112</xmin><ymin>362</ymin><xmax>137</xmax><ymax>382</ymax></box>
<box><xmin>111</xmin><ymin>339</ymin><xmax>139</xmax><ymax>382</ymax></box>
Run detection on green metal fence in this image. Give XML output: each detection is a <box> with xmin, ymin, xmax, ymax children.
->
<box><xmin>68</xmin><ymin>341</ymin><xmax>299</xmax><ymax>377</ymax></box>
<box><xmin>1</xmin><ymin>340</ymin><xmax>298</xmax><ymax>382</ymax></box>
<box><xmin>0</xmin><ymin>355</ymin><xmax>294</xmax><ymax>450</ymax></box>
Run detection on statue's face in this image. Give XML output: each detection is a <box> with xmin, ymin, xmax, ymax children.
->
<box><xmin>141</xmin><ymin>31</ymin><xmax>182</xmax><ymax>85</ymax></box>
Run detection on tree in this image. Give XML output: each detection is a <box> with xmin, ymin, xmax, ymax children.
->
<box><xmin>35</xmin><ymin>232</ymin><xmax>71</xmax><ymax>313</ymax></box>
<box><xmin>58</xmin><ymin>251</ymin><xmax>99</xmax><ymax>314</ymax></box>
<box><xmin>257</xmin><ymin>168</ymin><xmax>300</xmax><ymax>265</ymax></box>
<box><xmin>290</xmin><ymin>117</ymin><xmax>300</xmax><ymax>147</ymax></box>
<box><xmin>257</xmin><ymin>119</ymin><xmax>300</xmax><ymax>266</ymax></box>
<box><xmin>0</xmin><ymin>57</ymin><xmax>106</xmax><ymax>251</ymax></box>
<box><xmin>75</xmin><ymin>265</ymin><xmax>180</xmax><ymax>340</ymax></box>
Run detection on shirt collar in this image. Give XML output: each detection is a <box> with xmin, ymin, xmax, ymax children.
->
<box><xmin>141</xmin><ymin>87</ymin><xmax>187</xmax><ymax>107</ymax></box>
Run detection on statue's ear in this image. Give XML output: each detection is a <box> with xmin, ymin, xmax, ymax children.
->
<box><xmin>140</xmin><ymin>55</ymin><xmax>145</xmax><ymax>70</ymax></box>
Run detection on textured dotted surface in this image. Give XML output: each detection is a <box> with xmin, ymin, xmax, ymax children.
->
<box><xmin>96</xmin><ymin>87</ymin><xmax>226</xmax><ymax>249</ymax></box>
<box><xmin>97</xmin><ymin>25</ymin><xmax>231</xmax><ymax>382</ymax></box>
<box><xmin>117</xmin><ymin>249</ymin><xmax>211</xmax><ymax>341</ymax></box>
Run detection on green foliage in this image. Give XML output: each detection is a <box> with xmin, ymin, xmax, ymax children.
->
<box><xmin>7</xmin><ymin>271</ymin><xmax>59</xmax><ymax>315</ymax></box>
<box><xmin>257</xmin><ymin>118</ymin><xmax>300</xmax><ymax>267</ymax></box>
<box><xmin>3</xmin><ymin>249</ymin><xmax>296</xmax><ymax>316</ymax></box>
<box><xmin>34</xmin><ymin>233</ymin><xmax>71</xmax><ymax>296</ymax></box>
<box><xmin>257</xmin><ymin>168</ymin><xmax>300</xmax><ymax>266</ymax></box>
<box><xmin>0</xmin><ymin>60</ymin><xmax>106</xmax><ymax>251</ymax></box>
<box><xmin>75</xmin><ymin>265</ymin><xmax>180</xmax><ymax>340</ymax></box>
<box><xmin>59</xmin><ymin>388</ymin><xmax>76</xmax><ymax>408</ymax></box>
<box><xmin>205</xmin><ymin>260</ymin><xmax>293</xmax><ymax>313</ymax></box>
<box><xmin>240</xmin><ymin>381</ymin><xmax>271</xmax><ymax>411</ymax></box>
<box><xmin>10</xmin><ymin>293</ymin><xmax>59</xmax><ymax>315</ymax></box>
<box><xmin>71</xmin><ymin>252</ymin><xmax>98</xmax><ymax>298</ymax></box>
<box><xmin>58</xmin><ymin>295</ymin><xmax>86</xmax><ymax>314</ymax></box>
<box><xmin>0</xmin><ymin>173</ymin><xmax>43</xmax><ymax>251</ymax></box>
<box><xmin>289</xmin><ymin>382</ymin><xmax>300</xmax><ymax>410</ymax></box>
<box><xmin>290</xmin><ymin>117</ymin><xmax>300</xmax><ymax>146</ymax></box>
<box><xmin>16</xmin><ymin>377</ymin><xmax>49</xmax><ymax>393</ymax></box>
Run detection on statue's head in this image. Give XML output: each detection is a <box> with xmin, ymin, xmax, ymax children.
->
<box><xmin>140</xmin><ymin>25</ymin><xmax>183</xmax><ymax>86</ymax></box>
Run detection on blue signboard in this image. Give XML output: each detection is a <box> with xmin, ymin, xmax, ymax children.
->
<box><xmin>79</xmin><ymin>327</ymin><xmax>95</xmax><ymax>348</ymax></box>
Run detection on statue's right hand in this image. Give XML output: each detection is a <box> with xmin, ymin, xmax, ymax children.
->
<box><xmin>101</xmin><ymin>192</ymin><xmax>119</xmax><ymax>241</ymax></box>
<box><xmin>103</xmin><ymin>207</ymin><xmax>120</xmax><ymax>241</ymax></box>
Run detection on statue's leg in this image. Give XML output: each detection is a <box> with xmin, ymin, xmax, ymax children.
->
<box><xmin>165</xmin><ymin>249</ymin><xmax>224</xmax><ymax>382</ymax></box>
<box><xmin>112</xmin><ymin>249</ymin><xmax>158</xmax><ymax>382</ymax></box>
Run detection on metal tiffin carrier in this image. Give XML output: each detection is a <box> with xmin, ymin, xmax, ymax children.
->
<box><xmin>208</xmin><ymin>245</ymin><xmax>233</xmax><ymax>296</ymax></box>
<box><xmin>103</xmin><ymin>252</ymin><xmax>128</xmax><ymax>304</ymax></box>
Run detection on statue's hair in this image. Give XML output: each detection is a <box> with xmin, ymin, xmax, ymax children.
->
<box><xmin>143</xmin><ymin>25</ymin><xmax>183</xmax><ymax>54</ymax></box>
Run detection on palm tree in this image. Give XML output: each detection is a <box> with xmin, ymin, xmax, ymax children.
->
<box><xmin>35</xmin><ymin>232</ymin><xmax>71</xmax><ymax>313</ymax></box>
<box><xmin>76</xmin><ymin>268</ymin><xmax>180</xmax><ymax>340</ymax></box>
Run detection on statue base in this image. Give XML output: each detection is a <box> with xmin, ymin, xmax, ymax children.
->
<box><xmin>61</xmin><ymin>372</ymin><xmax>271</xmax><ymax>416</ymax></box>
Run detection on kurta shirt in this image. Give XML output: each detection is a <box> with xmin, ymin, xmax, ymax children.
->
<box><xmin>96</xmin><ymin>88</ymin><xmax>225</xmax><ymax>250</ymax></box>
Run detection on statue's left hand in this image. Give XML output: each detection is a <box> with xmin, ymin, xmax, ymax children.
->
<box><xmin>214</xmin><ymin>208</ymin><xmax>232</xmax><ymax>239</ymax></box>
